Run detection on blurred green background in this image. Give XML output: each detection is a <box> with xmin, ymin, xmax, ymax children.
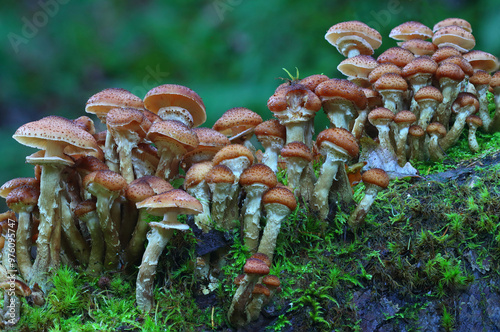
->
<box><xmin>1</xmin><ymin>0</ymin><xmax>500</xmax><ymax>208</ymax></box>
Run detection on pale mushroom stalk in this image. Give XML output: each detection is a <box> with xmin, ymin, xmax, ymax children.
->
<box><xmin>15</xmin><ymin>207</ymin><xmax>33</xmax><ymax>279</ymax></box>
<box><xmin>429</xmin><ymin>131</ymin><xmax>446</xmax><ymax>161</ymax></box>
<box><xmin>124</xmin><ymin>209</ymin><xmax>150</xmax><ymax>264</ymax></box>
<box><xmin>242</xmin><ymin>183</ymin><xmax>268</xmax><ymax>252</ymax></box>
<box><xmin>312</xmin><ymin>149</ymin><xmax>343</xmax><ymax>220</ymax></box>
<box><xmin>113</xmin><ymin>132</ymin><xmax>141</xmax><ymax>184</ymax></box>
<box><xmin>59</xmin><ymin>195</ymin><xmax>90</xmax><ymax>265</ymax></box>
<box><xmin>440</xmin><ymin>95</ymin><xmax>479</xmax><ymax>151</ymax></box>
<box><xmin>351</xmin><ymin>109</ymin><xmax>369</xmax><ymax>140</ymax></box>
<box><xmin>323</xmin><ymin>102</ymin><xmax>356</xmax><ymax>130</ymax></box>
<box><xmin>257</xmin><ymin>203</ymin><xmax>292</xmax><ymax>262</ymax></box>
<box><xmin>474</xmin><ymin>84</ymin><xmax>492</xmax><ymax>132</ymax></box>
<box><xmin>95</xmin><ymin>190</ymin><xmax>121</xmax><ymax>269</ymax></box>
<box><xmin>208</xmin><ymin>182</ymin><xmax>235</xmax><ymax>229</ymax></box>
<box><xmin>77</xmin><ymin>209</ymin><xmax>104</xmax><ymax>275</ymax></box>
<box><xmin>155</xmin><ymin>148</ymin><xmax>182</xmax><ymax>181</ymax></box>
<box><xmin>379</xmin><ymin>91</ymin><xmax>404</xmax><ymax>113</ymax></box>
<box><xmin>373</xmin><ymin>121</ymin><xmax>395</xmax><ymax>155</ymax></box>
<box><xmin>261</xmin><ymin>144</ymin><xmax>281</xmax><ymax>173</ymax></box>
<box><xmin>435</xmin><ymin>79</ymin><xmax>461</xmax><ymax>127</ymax></box>
<box><xmin>104</xmin><ymin>131</ymin><xmax>120</xmax><ymax>172</ymax></box>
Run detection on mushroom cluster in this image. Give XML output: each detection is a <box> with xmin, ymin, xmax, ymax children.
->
<box><xmin>0</xmin><ymin>17</ymin><xmax>499</xmax><ymax>328</ymax></box>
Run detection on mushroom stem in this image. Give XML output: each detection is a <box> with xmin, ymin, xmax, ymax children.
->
<box><xmin>474</xmin><ymin>84</ymin><xmax>492</xmax><ymax>132</ymax></box>
<box><xmin>136</xmin><ymin>225</ymin><xmax>174</xmax><ymax>312</ymax></box>
<box><xmin>351</xmin><ymin>109</ymin><xmax>368</xmax><ymax>140</ymax></box>
<box><xmin>257</xmin><ymin>203</ymin><xmax>290</xmax><ymax>262</ymax></box>
<box><xmin>261</xmin><ymin>145</ymin><xmax>281</xmax><ymax>173</ymax></box>
<box><xmin>29</xmin><ymin>164</ymin><xmax>63</xmax><ymax>290</ymax></box>
<box><xmin>125</xmin><ymin>209</ymin><xmax>150</xmax><ymax>265</ymax></box>
<box><xmin>312</xmin><ymin>156</ymin><xmax>341</xmax><ymax>220</ymax></box>
<box><xmin>114</xmin><ymin>135</ymin><xmax>138</xmax><ymax>184</ymax></box>
<box><xmin>187</xmin><ymin>183</ymin><xmax>212</xmax><ymax>233</ymax></box>
<box><xmin>435</xmin><ymin>79</ymin><xmax>460</xmax><ymax>128</ymax></box>
<box><xmin>15</xmin><ymin>210</ymin><xmax>33</xmax><ymax>280</ymax></box>
<box><xmin>104</xmin><ymin>131</ymin><xmax>120</xmax><ymax>172</ymax></box>
<box><xmin>348</xmin><ymin>185</ymin><xmax>381</xmax><ymax>230</ymax></box>
<box><xmin>242</xmin><ymin>183</ymin><xmax>268</xmax><ymax>252</ymax></box>
<box><xmin>60</xmin><ymin>195</ymin><xmax>90</xmax><ymax>265</ymax></box>
<box><xmin>78</xmin><ymin>209</ymin><xmax>104</xmax><ymax>275</ymax></box>
<box><xmin>284</xmin><ymin>123</ymin><xmax>306</xmax><ymax>145</ymax></box>
<box><xmin>96</xmin><ymin>193</ymin><xmax>121</xmax><ymax>270</ymax></box>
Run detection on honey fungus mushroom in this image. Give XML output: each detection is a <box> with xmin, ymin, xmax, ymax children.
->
<box><xmin>135</xmin><ymin>189</ymin><xmax>202</xmax><ymax>312</ymax></box>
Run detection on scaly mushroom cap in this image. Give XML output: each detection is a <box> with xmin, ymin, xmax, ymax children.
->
<box><xmin>106</xmin><ymin>108</ymin><xmax>151</xmax><ymax>138</ymax></box>
<box><xmin>298</xmin><ymin>74</ymin><xmax>330</xmax><ymax>91</ymax></box>
<box><xmin>368</xmin><ymin>63</ymin><xmax>402</xmax><ymax>84</ymax></box>
<box><xmin>368</xmin><ymin>107</ymin><xmax>396</xmax><ymax>126</ymax></box>
<box><xmin>212</xmin><ymin>107</ymin><xmax>263</xmax><ymax>138</ymax></box>
<box><xmin>426</xmin><ymin>122</ymin><xmax>447</xmax><ymax>138</ymax></box>
<box><xmin>262</xmin><ymin>186</ymin><xmax>297</xmax><ymax>211</ymax></box>
<box><xmin>464</xmin><ymin>50</ymin><xmax>499</xmax><ymax>73</ymax></box>
<box><xmin>432</xmin><ymin>25</ymin><xmax>475</xmax><ymax>53</ymax></box>
<box><xmin>239</xmin><ymin>164</ymin><xmax>277</xmax><ymax>188</ymax></box>
<box><xmin>268</xmin><ymin>84</ymin><xmax>322</xmax><ymax>114</ymax></box>
<box><xmin>184</xmin><ymin>161</ymin><xmax>213</xmax><ymax>189</ymax></box>
<box><xmin>83</xmin><ymin>170</ymin><xmax>128</xmax><ymax>193</ymax></box>
<box><xmin>73</xmin><ymin>116</ymin><xmax>96</xmax><ymax>135</ymax></box>
<box><xmin>491</xmin><ymin>72</ymin><xmax>500</xmax><ymax>89</ymax></box>
<box><xmin>280</xmin><ymin>141</ymin><xmax>313</xmax><ymax>162</ymax></box>
<box><xmin>433</xmin><ymin>18</ymin><xmax>472</xmax><ymax>33</ymax></box>
<box><xmin>212</xmin><ymin>144</ymin><xmax>254</xmax><ymax>168</ymax></box>
<box><xmin>147</xmin><ymin>120</ymin><xmax>199</xmax><ymax>153</ymax></box>
<box><xmin>143</xmin><ymin>84</ymin><xmax>206</xmax><ymax>127</ymax></box>
<box><xmin>252</xmin><ymin>284</ymin><xmax>271</xmax><ymax>297</ymax></box>
<box><xmin>316</xmin><ymin>127</ymin><xmax>359</xmax><ymax>158</ymax></box>
<box><xmin>73</xmin><ymin>199</ymin><xmax>97</xmax><ymax>217</ymax></box>
<box><xmin>414</xmin><ymin>86</ymin><xmax>444</xmax><ymax>103</ymax></box>
<box><xmin>315</xmin><ymin>79</ymin><xmax>368</xmax><ymax>110</ymax></box>
<box><xmin>435</xmin><ymin>62</ymin><xmax>465</xmax><ymax>82</ymax></box>
<box><xmin>431</xmin><ymin>46</ymin><xmax>462</xmax><ymax>63</ymax></box>
<box><xmin>136</xmin><ymin>189</ymin><xmax>203</xmax><ymax>216</ymax></box>
<box><xmin>325</xmin><ymin>21</ymin><xmax>382</xmax><ymax>50</ymax></box>
<box><xmin>86</xmin><ymin>88</ymin><xmax>144</xmax><ymax>121</ymax></box>
<box><xmin>373</xmin><ymin>73</ymin><xmax>408</xmax><ymax>91</ymax></box>
<box><xmin>469</xmin><ymin>70</ymin><xmax>492</xmax><ymax>86</ymax></box>
<box><xmin>361</xmin><ymin>168</ymin><xmax>390</xmax><ymax>189</ymax></box>
<box><xmin>337</xmin><ymin>55</ymin><xmax>378</xmax><ymax>80</ymax></box>
<box><xmin>400</xmin><ymin>39</ymin><xmax>438</xmax><ymax>56</ymax></box>
<box><xmin>243</xmin><ymin>257</ymin><xmax>270</xmax><ymax>275</ymax></box>
<box><xmin>73</xmin><ymin>156</ymin><xmax>109</xmax><ymax>177</ymax></box>
<box><xmin>441</xmin><ymin>55</ymin><xmax>474</xmax><ymax>77</ymax></box>
<box><xmin>6</xmin><ymin>184</ymin><xmax>39</xmax><ymax>211</ymax></box>
<box><xmin>13</xmin><ymin>115</ymin><xmax>103</xmax><ymax>162</ymax></box>
<box><xmin>452</xmin><ymin>92</ymin><xmax>480</xmax><ymax>114</ymax></box>
<box><xmin>402</xmin><ymin>56</ymin><xmax>438</xmax><ymax>78</ymax></box>
<box><xmin>466</xmin><ymin>115</ymin><xmax>483</xmax><ymax>128</ymax></box>
<box><xmin>262</xmin><ymin>275</ymin><xmax>281</xmax><ymax>288</ymax></box>
<box><xmin>181</xmin><ymin>128</ymin><xmax>230</xmax><ymax>169</ymax></box>
<box><xmin>394</xmin><ymin>110</ymin><xmax>417</xmax><ymax>126</ymax></box>
<box><xmin>125</xmin><ymin>176</ymin><xmax>174</xmax><ymax>203</ymax></box>
<box><xmin>205</xmin><ymin>164</ymin><xmax>236</xmax><ymax>185</ymax></box>
<box><xmin>0</xmin><ymin>177</ymin><xmax>39</xmax><ymax>198</ymax></box>
<box><xmin>389</xmin><ymin>21</ymin><xmax>433</xmax><ymax>42</ymax></box>
<box><xmin>255</xmin><ymin>120</ymin><xmax>286</xmax><ymax>143</ymax></box>
<box><xmin>377</xmin><ymin>47</ymin><xmax>415</xmax><ymax>68</ymax></box>
<box><xmin>361</xmin><ymin>88</ymin><xmax>383</xmax><ymax>108</ymax></box>
<box><xmin>409</xmin><ymin>125</ymin><xmax>425</xmax><ymax>138</ymax></box>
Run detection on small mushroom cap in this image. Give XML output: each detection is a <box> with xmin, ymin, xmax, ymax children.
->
<box><xmin>435</xmin><ymin>62</ymin><xmax>465</xmax><ymax>81</ymax></box>
<box><xmin>316</xmin><ymin>128</ymin><xmax>359</xmax><ymax>158</ymax></box>
<box><xmin>136</xmin><ymin>189</ymin><xmax>203</xmax><ymax>216</ymax></box>
<box><xmin>368</xmin><ymin>107</ymin><xmax>396</xmax><ymax>125</ymax></box>
<box><xmin>452</xmin><ymin>92</ymin><xmax>479</xmax><ymax>113</ymax></box>
<box><xmin>337</xmin><ymin>55</ymin><xmax>378</xmax><ymax>79</ymax></box>
<box><xmin>466</xmin><ymin>115</ymin><xmax>483</xmax><ymax>128</ymax></box>
<box><xmin>491</xmin><ymin>72</ymin><xmax>500</xmax><ymax>88</ymax></box>
<box><xmin>325</xmin><ymin>21</ymin><xmax>382</xmax><ymax>50</ymax></box>
<box><xmin>86</xmin><ymin>88</ymin><xmax>144</xmax><ymax>120</ymax></box>
<box><xmin>298</xmin><ymin>74</ymin><xmax>330</xmax><ymax>91</ymax></box>
<box><xmin>432</xmin><ymin>25</ymin><xmax>475</xmax><ymax>53</ymax></box>
<box><xmin>377</xmin><ymin>47</ymin><xmax>415</xmax><ymax>68</ymax></box>
<box><xmin>234</xmin><ymin>274</ymin><xmax>246</xmax><ymax>285</ymax></box>
<box><xmin>205</xmin><ymin>164</ymin><xmax>235</xmax><ymax>184</ymax></box>
<box><xmin>0</xmin><ymin>177</ymin><xmax>39</xmax><ymax>198</ymax></box>
<box><xmin>212</xmin><ymin>107</ymin><xmax>263</xmax><ymax>137</ymax></box>
<box><xmin>408</xmin><ymin>125</ymin><xmax>425</xmax><ymax>137</ymax></box>
<box><xmin>373</xmin><ymin>73</ymin><xmax>408</xmax><ymax>91</ymax></box>
<box><xmin>126</xmin><ymin>175</ymin><xmax>174</xmax><ymax>203</ymax></box>
<box><xmin>441</xmin><ymin>55</ymin><xmax>474</xmax><ymax>77</ymax></box>
<box><xmin>400</xmin><ymin>39</ymin><xmax>438</xmax><ymax>56</ymax></box>
<box><xmin>83</xmin><ymin>170</ymin><xmax>128</xmax><ymax>192</ymax></box>
<box><xmin>433</xmin><ymin>18</ymin><xmax>472</xmax><ymax>33</ymax></box>
<box><xmin>239</xmin><ymin>164</ymin><xmax>277</xmax><ymax>188</ymax></box>
<box><xmin>249</xmin><ymin>252</ymin><xmax>272</xmax><ymax>267</ymax></box>
<box><xmin>280</xmin><ymin>141</ymin><xmax>313</xmax><ymax>162</ymax></box>
<box><xmin>262</xmin><ymin>186</ymin><xmax>297</xmax><ymax>211</ymax></box>
<box><xmin>73</xmin><ymin>199</ymin><xmax>97</xmax><ymax>217</ymax></box>
<box><xmin>212</xmin><ymin>144</ymin><xmax>254</xmax><ymax>166</ymax></box>
<box><xmin>389</xmin><ymin>21</ymin><xmax>433</xmax><ymax>41</ymax></box>
<box><xmin>13</xmin><ymin>115</ymin><xmax>102</xmax><ymax>159</ymax></box>
<box><xmin>252</xmin><ymin>284</ymin><xmax>271</xmax><ymax>297</ymax></box>
<box><xmin>315</xmin><ymin>79</ymin><xmax>368</xmax><ymax>110</ymax></box>
<box><xmin>268</xmin><ymin>84</ymin><xmax>322</xmax><ymax>114</ymax></box>
<box><xmin>192</xmin><ymin>127</ymin><xmax>231</xmax><ymax>148</ymax></box>
<box><xmin>73</xmin><ymin>116</ymin><xmax>96</xmax><ymax>135</ymax></box>
<box><xmin>464</xmin><ymin>51</ymin><xmax>499</xmax><ymax>73</ymax></box>
<box><xmin>368</xmin><ymin>63</ymin><xmax>402</xmax><ymax>84</ymax></box>
<box><xmin>361</xmin><ymin>168</ymin><xmax>390</xmax><ymax>189</ymax></box>
<box><xmin>394</xmin><ymin>110</ymin><xmax>417</xmax><ymax>125</ymax></box>
<box><xmin>6</xmin><ymin>185</ymin><xmax>39</xmax><ymax>210</ymax></box>
<box><xmin>414</xmin><ymin>86</ymin><xmax>444</xmax><ymax>103</ymax></box>
<box><xmin>402</xmin><ymin>56</ymin><xmax>438</xmax><ymax>78</ymax></box>
<box><xmin>184</xmin><ymin>161</ymin><xmax>213</xmax><ymax>189</ymax></box>
<box><xmin>431</xmin><ymin>46</ymin><xmax>462</xmax><ymax>63</ymax></box>
<box><xmin>73</xmin><ymin>156</ymin><xmax>109</xmax><ymax>176</ymax></box>
<box><xmin>426</xmin><ymin>122</ymin><xmax>447</xmax><ymax>138</ymax></box>
<box><xmin>469</xmin><ymin>70</ymin><xmax>491</xmax><ymax>86</ymax></box>
<box><xmin>243</xmin><ymin>257</ymin><xmax>270</xmax><ymax>276</ymax></box>
<box><xmin>143</xmin><ymin>84</ymin><xmax>206</xmax><ymax>127</ymax></box>
<box><xmin>147</xmin><ymin>120</ymin><xmax>199</xmax><ymax>151</ymax></box>
<box><xmin>255</xmin><ymin>120</ymin><xmax>286</xmax><ymax>141</ymax></box>
<box><xmin>106</xmin><ymin>108</ymin><xmax>151</xmax><ymax>138</ymax></box>
<box><xmin>262</xmin><ymin>275</ymin><xmax>281</xmax><ymax>288</ymax></box>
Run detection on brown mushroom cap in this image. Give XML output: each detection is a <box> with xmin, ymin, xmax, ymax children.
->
<box><xmin>262</xmin><ymin>275</ymin><xmax>281</xmax><ymax>288</ymax></box>
<box><xmin>13</xmin><ymin>115</ymin><xmax>103</xmax><ymax>161</ymax></box>
<box><xmin>361</xmin><ymin>168</ymin><xmax>390</xmax><ymax>189</ymax></box>
<box><xmin>452</xmin><ymin>92</ymin><xmax>480</xmax><ymax>114</ymax></box>
<box><xmin>368</xmin><ymin>107</ymin><xmax>396</xmax><ymax>125</ymax></box>
<box><xmin>262</xmin><ymin>186</ymin><xmax>297</xmax><ymax>211</ymax></box>
<box><xmin>315</xmin><ymin>127</ymin><xmax>359</xmax><ymax>158</ymax></box>
<box><xmin>212</xmin><ymin>107</ymin><xmax>263</xmax><ymax>137</ymax></box>
<box><xmin>239</xmin><ymin>163</ymin><xmax>277</xmax><ymax>188</ymax></box>
<box><xmin>434</xmin><ymin>62</ymin><xmax>465</xmax><ymax>81</ymax></box>
<box><xmin>143</xmin><ymin>84</ymin><xmax>206</xmax><ymax>127</ymax></box>
<box><xmin>394</xmin><ymin>110</ymin><xmax>417</xmax><ymax>125</ymax></box>
<box><xmin>184</xmin><ymin>161</ymin><xmax>213</xmax><ymax>189</ymax></box>
<box><xmin>414</xmin><ymin>86</ymin><xmax>444</xmax><ymax>103</ymax></box>
<box><xmin>401</xmin><ymin>56</ymin><xmax>438</xmax><ymax>78</ymax></box>
<box><xmin>268</xmin><ymin>84</ymin><xmax>322</xmax><ymax>114</ymax></box>
<box><xmin>0</xmin><ymin>177</ymin><xmax>39</xmax><ymax>198</ymax></box>
<box><xmin>377</xmin><ymin>47</ymin><xmax>415</xmax><ymax>68</ymax></box>
<box><xmin>73</xmin><ymin>199</ymin><xmax>97</xmax><ymax>217</ymax></box>
<box><xmin>255</xmin><ymin>120</ymin><xmax>286</xmax><ymax>141</ymax></box>
<box><xmin>86</xmin><ymin>88</ymin><xmax>144</xmax><ymax>121</ymax></box>
<box><xmin>400</xmin><ymin>39</ymin><xmax>438</xmax><ymax>56</ymax></box>
<box><xmin>73</xmin><ymin>116</ymin><xmax>96</xmax><ymax>135</ymax></box>
<box><xmin>432</xmin><ymin>25</ymin><xmax>475</xmax><ymax>53</ymax></box>
<box><xmin>325</xmin><ymin>21</ymin><xmax>382</xmax><ymax>50</ymax></box>
<box><xmin>298</xmin><ymin>74</ymin><xmax>330</xmax><ymax>91</ymax></box>
<box><xmin>426</xmin><ymin>122</ymin><xmax>447</xmax><ymax>138</ymax></box>
<box><xmin>469</xmin><ymin>70</ymin><xmax>492</xmax><ymax>86</ymax></box>
<box><xmin>368</xmin><ymin>63</ymin><xmax>402</xmax><ymax>84</ymax></box>
<box><xmin>252</xmin><ymin>284</ymin><xmax>271</xmax><ymax>297</ymax></box>
<box><xmin>389</xmin><ymin>21</ymin><xmax>433</xmax><ymax>41</ymax></box>
<box><xmin>408</xmin><ymin>125</ymin><xmax>425</xmax><ymax>138</ymax></box>
<box><xmin>463</xmin><ymin>50</ymin><xmax>499</xmax><ymax>73</ymax></box>
<box><xmin>433</xmin><ymin>18</ymin><xmax>472</xmax><ymax>33</ymax></box>
<box><xmin>373</xmin><ymin>73</ymin><xmax>408</xmax><ymax>91</ymax></box>
<box><xmin>431</xmin><ymin>46</ymin><xmax>462</xmax><ymax>63</ymax></box>
<box><xmin>491</xmin><ymin>72</ymin><xmax>500</xmax><ymax>89</ymax></box>
<box><xmin>212</xmin><ymin>144</ymin><xmax>254</xmax><ymax>167</ymax></box>
<box><xmin>337</xmin><ymin>55</ymin><xmax>378</xmax><ymax>79</ymax></box>
<box><xmin>136</xmin><ymin>189</ymin><xmax>203</xmax><ymax>216</ymax></box>
<box><xmin>106</xmin><ymin>108</ymin><xmax>151</xmax><ymax>138</ymax></box>
<box><xmin>280</xmin><ymin>141</ymin><xmax>313</xmax><ymax>162</ymax></box>
<box><xmin>125</xmin><ymin>176</ymin><xmax>174</xmax><ymax>203</ymax></box>
<box><xmin>192</xmin><ymin>128</ymin><xmax>231</xmax><ymax>149</ymax></box>
<box><xmin>441</xmin><ymin>55</ymin><xmax>474</xmax><ymax>77</ymax></box>
<box><xmin>6</xmin><ymin>185</ymin><xmax>39</xmax><ymax>210</ymax></box>
<box><xmin>205</xmin><ymin>164</ymin><xmax>235</xmax><ymax>185</ymax></box>
<box><xmin>243</xmin><ymin>257</ymin><xmax>270</xmax><ymax>276</ymax></box>
<box><xmin>147</xmin><ymin>120</ymin><xmax>199</xmax><ymax>153</ymax></box>
<box><xmin>83</xmin><ymin>170</ymin><xmax>128</xmax><ymax>193</ymax></box>
<box><xmin>315</xmin><ymin>79</ymin><xmax>368</xmax><ymax>110</ymax></box>
<box><xmin>466</xmin><ymin>115</ymin><xmax>483</xmax><ymax>127</ymax></box>
<box><xmin>73</xmin><ymin>156</ymin><xmax>109</xmax><ymax>176</ymax></box>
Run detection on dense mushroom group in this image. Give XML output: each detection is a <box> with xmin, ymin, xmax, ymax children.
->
<box><xmin>1</xmin><ymin>17</ymin><xmax>499</xmax><ymax>327</ymax></box>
